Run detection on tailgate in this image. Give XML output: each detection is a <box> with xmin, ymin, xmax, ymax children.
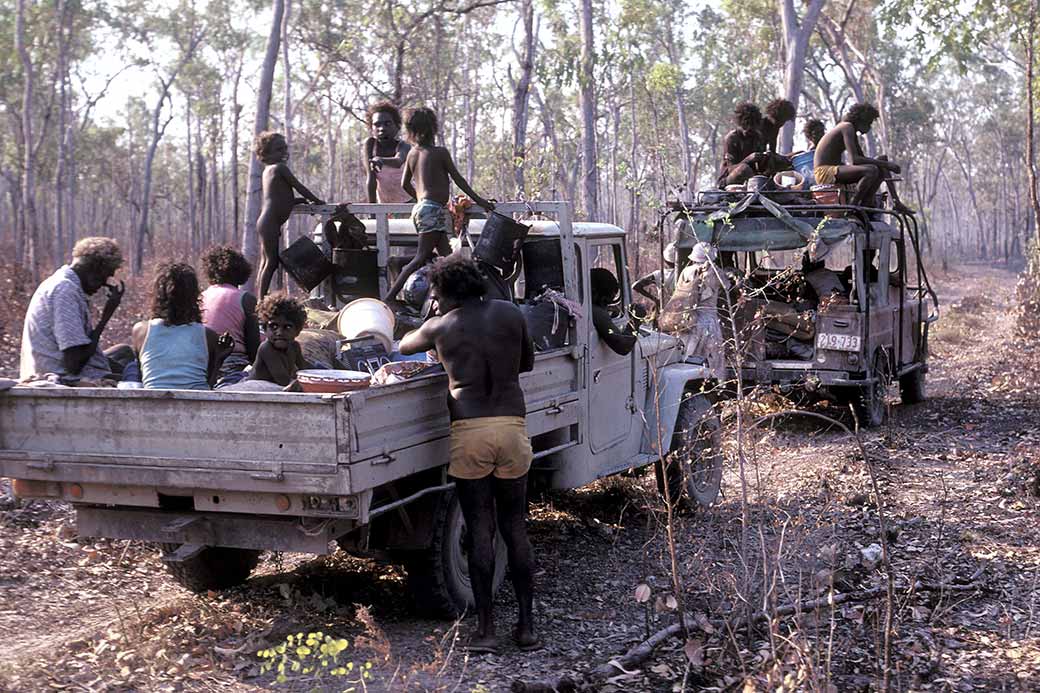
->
<box><xmin>0</xmin><ymin>388</ymin><xmax>348</xmax><ymax>494</ymax></box>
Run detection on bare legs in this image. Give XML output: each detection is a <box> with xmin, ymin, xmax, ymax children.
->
<box><xmin>454</xmin><ymin>473</ymin><xmax>538</xmax><ymax>653</ymax></box>
<box><xmin>836</xmin><ymin>164</ymin><xmax>883</xmax><ymax>207</ymax></box>
<box><xmin>383</xmin><ymin>231</ymin><xmax>451</xmax><ymax>303</ymax></box>
<box><xmin>257</xmin><ymin>213</ymin><xmax>284</xmax><ymax>300</ymax></box>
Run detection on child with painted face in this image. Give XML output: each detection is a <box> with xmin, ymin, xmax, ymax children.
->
<box><xmin>254</xmin><ymin>131</ymin><xmax>325</xmax><ymax>300</ymax></box>
<box><xmin>249</xmin><ymin>294</ymin><xmax>310</xmax><ymax>389</ymax></box>
<box><xmin>364</xmin><ymin>101</ymin><xmax>412</xmax><ymax>203</ymax></box>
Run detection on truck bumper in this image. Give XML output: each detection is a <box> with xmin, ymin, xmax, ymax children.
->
<box><xmin>730</xmin><ymin>363</ymin><xmax>867</xmax><ymax>388</ymax></box>
<box><xmin>76</xmin><ymin>506</ymin><xmax>354</xmax><ymax>554</ymax></box>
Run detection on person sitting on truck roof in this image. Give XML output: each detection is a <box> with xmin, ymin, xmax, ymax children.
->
<box><xmin>20</xmin><ymin>237</ymin><xmax>127</xmax><ymax>383</ymax></box>
<box><xmin>716</xmin><ymin>102</ymin><xmax>767</xmax><ymax>188</ymax></box>
<box><xmin>760</xmin><ymin>98</ymin><xmax>797</xmax><ymax>155</ymax></box>
<box><xmin>383</xmin><ymin>107</ymin><xmax>495</xmax><ymax>307</ymax></box>
<box><xmin>365</xmin><ymin>101</ymin><xmax>413</xmax><ymax>204</ymax></box>
<box><xmin>591</xmin><ymin>268</ymin><xmax>637</xmax><ymax>356</ymax></box>
<box><xmin>201</xmin><ymin>245</ymin><xmax>261</xmax><ymax>387</ymax></box>
<box><xmin>814</xmin><ymin>103</ymin><xmax>908</xmax><ymax>211</ymax></box>
<box><xmin>803</xmin><ymin>118</ymin><xmax>826</xmax><ymax>150</ymax></box>
<box><xmin>398</xmin><ymin>255</ymin><xmax>539</xmax><ymax>656</ymax></box>
<box><xmin>133</xmin><ymin>262</ymin><xmax>234</xmax><ymax>391</ymax></box>
<box><xmin>247</xmin><ymin>293</ymin><xmax>311</xmax><ymax>389</ymax></box>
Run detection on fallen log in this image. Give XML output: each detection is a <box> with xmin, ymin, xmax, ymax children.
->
<box><xmin>511</xmin><ymin>573</ymin><xmax>985</xmax><ymax>693</ymax></box>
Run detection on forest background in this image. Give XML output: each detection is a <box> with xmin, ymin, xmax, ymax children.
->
<box><xmin>0</xmin><ymin>0</ymin><xmax>1033</xmax><ymax>287</ymax></box>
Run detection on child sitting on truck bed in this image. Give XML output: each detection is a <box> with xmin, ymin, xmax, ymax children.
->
<box><xmin>382</xmin><ymin>107</ymin><xmax>495</xmax><ymax>305</ymax></box>
<box><xmin>201</xmin><ymin>245</ymin><xmax>261</xmax><ymax>387</ymax></box>
<box><xmin>248</xmin><ymin>294</ymin><xmax>310</xmax><ymax>389</ymax></box>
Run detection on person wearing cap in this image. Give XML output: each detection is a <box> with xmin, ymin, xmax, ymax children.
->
<box><xmin>633</xmin><ymin>242</ymin><xmax>678</xmax><ymax>312</ymax></box>
<box><xmin>658</xmin><ymin>242</ymin><xmax>728</xmax><ymax>380</ymax></box>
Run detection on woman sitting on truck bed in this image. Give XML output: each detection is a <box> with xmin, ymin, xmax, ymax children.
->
<box><xmin>201</xmin><ymin>245</ymin><xmax>261</xmax><ymax>387</ymax></box>
<box><xmin>132</xmin><ymin>263</ymin><xmax>234</xmax><ymax>390</ymax></box>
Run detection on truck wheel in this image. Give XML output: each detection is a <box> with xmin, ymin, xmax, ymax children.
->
<box><xmin>853</xmin><ymin>352</ymin><xmax>890</xmax><ymax>428</ymax></box>
<box><xmin>899</xmin><ymin>367</ymin><xmax>926</xmax><ymax>404</ymax></box>
<box><xmin>403</xmin><ymin>489</ymin><xmax>507</xmax><ymax>618</ymax></box>
<box><xmin>656</xmin><ymin>393</ymin><xmax>724</xmax><ymax>509</ymax></box>
<box><xmin>159</xmin><ymin>544</ymin><xmax>261</xmax><ymax>592</ymax></box>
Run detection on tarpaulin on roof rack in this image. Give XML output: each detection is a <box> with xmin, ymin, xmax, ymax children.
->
<box><xmin>671</xmin><ymin>193</ymin><xmax>875</xmax><ymax>252</ymax></box>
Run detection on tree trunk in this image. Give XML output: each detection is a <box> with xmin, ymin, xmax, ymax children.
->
<box><xmin>778</xmin><ymin>0</ymin><xmax>826</xmax><ymax>153</ymax></box>
<box><xmin>579</xmin><ymin>0</ymin><xmax>599</xmax><ymax>219</ymax></box>
<box><xmin>242</xmin><ymin>0</ymin><xmax>285</xmax><ymax>279</ymax></box>
<box><xmin>15</xmin><ymin>0</ymin><xmax>40</xmax><ymax>281</ymax></box>
<box><xmin>55</xmin><ymin>0</ymin><xmax>72</xmax><ymax>259</ymax></box>
<box><xmin>231</xmin><ymin>52</ymin><xmax>244</xmax><ymax>243</ymax></box>
<box><xmin>187</xmin><ymin>93</ymin><xmax>198</xmax><ymax>253</ymax></box>
<box><xmin>1027</xmin><ymin>0</ymin><xmax>1040</xmax><ymax>242</ymax></box>
<box><xmin>511</xmin><ymin>0</ymin><xmax>536</xmax><ymax>196</ymax></box>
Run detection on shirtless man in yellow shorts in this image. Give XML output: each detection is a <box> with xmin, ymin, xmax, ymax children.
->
<box><xmin>814</xmin><ymin>102</ymin><xmax>904</xmax><ymax>209</ymax></box>
<box><xmin>399</xmin><ymin>255</ymin><xmax>538</xmax><ymax>655</ymax></box>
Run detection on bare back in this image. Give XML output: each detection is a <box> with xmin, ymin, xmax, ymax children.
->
<box><xmin>427</xmin><ymin>299</ymin><xmax>533</xmax><ymax>421</ymax></box>
<box><xmin>404</xmin><ymin>145</ymin><xmax>454</xmax><ymax>205</ymax></box>
<box><xmin>814</xmin><ymin>122</ymin><xmax>857</xmax><ymax>168</ymax></box>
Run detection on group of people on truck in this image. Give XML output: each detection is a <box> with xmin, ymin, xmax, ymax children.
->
<box><xmin>716</xmin><ymin>99</ymin><xmax>913</xmax><ymax>214</ymax></box>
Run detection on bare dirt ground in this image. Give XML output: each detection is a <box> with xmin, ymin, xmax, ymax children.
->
<box><xmin>2</xmin><ymin>263</ymin><xmax>1039</xmax><ymax>692</ymax></box>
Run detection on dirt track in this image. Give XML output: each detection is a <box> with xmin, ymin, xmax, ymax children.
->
<box><xmin>2</xmin><ymin>263</ymin><xmax>1039</xmax><ymax>692</ymax></box>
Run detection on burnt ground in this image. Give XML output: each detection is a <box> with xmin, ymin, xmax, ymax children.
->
<box><xmin>2</xmin><ymin>263</ymin><xmax>1039</xmax><ymax>692</ymax></box>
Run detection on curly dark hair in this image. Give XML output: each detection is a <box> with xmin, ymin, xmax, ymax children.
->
<box><xmin>72</xmin><ymin>237</ymin><xmax>123</xmax><ymax>277</ymax></box>
<box><xmin>765</xmin><ymin>98</ymin><xmax>796</xmax><ymax>124</ymax></box>
<box><xmin>256</xmin><ymin>293</ymin><xmax>307</xmax><ymax>330</ymax></box>
<box><xmin>151</xmin><ymin>262</ymin><xmax>202</xmax><ymax>325</ymax></box>
<box><xmin>366</xmin><ymin>101</ymin><xmax>403</xmax><ymax>128</ymax></box>
<box><xmin>404</xmin><ymin>107</ymin><xmax>438</xmax><ymax>146</ymax></box>
<box><xmin>201</xmin><ymin>245</ymin><xmax>253</xmax><ymax>286</ymax></box>
<box><xmin>845</xmin><ymin>102</ymin><xmax>880</xmax><ymax>127</ymax></box>
<box><xmin>734</xmin><ymin>102</ymin><xmax>762</xmax><ymax>131</ymax></box>
<box><xmin>429</xmin><ymin>255</ymin><xmax>486</xmax><ymax>302</ymax></box>
<box><xmin>253</xmin><ymin>131</ymin><xmax>285</xmax><ymax>160</ymax></box>
<box><xmin>803</xmin><ymin>118</ymin><xmax>826</xmax><ymax>144</ymax></box>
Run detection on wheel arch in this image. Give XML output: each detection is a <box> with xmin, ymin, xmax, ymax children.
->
<box><xmin>639</xmin><ymin>363</ymin><xmax>714</xmax><ymax>457</ymax></box>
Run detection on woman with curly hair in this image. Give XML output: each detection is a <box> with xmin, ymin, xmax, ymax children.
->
<box><xmin>132</xmin><ymin>262</ymin><xmax>233</xmax><ymax>390</ymax></box>
<box><xmin>200</xmin><ymin>245</ymin><xmax>260</xmax><ymax>385</ymax></box>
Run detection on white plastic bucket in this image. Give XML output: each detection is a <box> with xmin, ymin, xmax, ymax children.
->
<box><xmin>336</xmin><ymin>298</ymin><xmax>396</xmax><ymax>353</ymax></box>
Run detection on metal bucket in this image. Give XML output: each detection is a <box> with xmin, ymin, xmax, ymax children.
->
<box><xmin>281</xmin><ymin>236</ymin><xmax>333</xmax><ymax>291</ymax></box>
<box><xmin>474</xmin><ymin>212</ymin><xmax>530</xmax><ymax>272</ymax></box>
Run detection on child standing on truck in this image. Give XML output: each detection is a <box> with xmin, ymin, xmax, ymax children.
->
<box><xmin>365</xmin><ymin>101</ymin><xmax>412</xmax><ymax>203</ymax></box>
<box><xmin>248</xmin><ymin>294</ymin><xmax>310</xmax><ymax>389</ymax></box>
<box><xmin>382</xmin><ymin>107</ymin><xmax>495</xmax><ymax>305</ymax></box>
<box><xmin>201</xmin><ymin>245</ymin><xmax>261</xmax><ymax>387</ymax></box>
<box><xmin>254</xmin><ymin>131</ymin><xmax>325</xmax><ymax>300</ymax></box>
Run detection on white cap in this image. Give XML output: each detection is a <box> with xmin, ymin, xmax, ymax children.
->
<box><xmin>663</xmin><ymin>242</ymin><xmax>677</xmax><ymax>264</ymax></box>
<box><xmin>690</xmin><ymin>242</ymin><xmax>717</xmax><ymax>265</ymax></box>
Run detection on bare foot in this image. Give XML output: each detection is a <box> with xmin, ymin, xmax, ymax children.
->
<box><xmin>513</xmin><ymin>625</ymin><xmax>542</xmax><ymax>652</ymax></box>
<box><xmin>466</xmin><ymin>634</ymin><xmax>499</xmax><ymax>655</ymax></box>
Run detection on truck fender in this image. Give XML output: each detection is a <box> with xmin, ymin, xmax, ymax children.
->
<box><xmin>639</xmin><ymin>363</ymin><xmax>713</xmax><ymax>457</ymax></box>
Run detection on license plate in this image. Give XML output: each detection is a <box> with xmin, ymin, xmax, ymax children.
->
<box><xmin>816</xmin><ymin>332</ymin><xmax>861</xmax><ymax>352</ymax></box>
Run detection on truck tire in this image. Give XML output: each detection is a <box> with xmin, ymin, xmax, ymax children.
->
<box><xmin>159</xmin><ymin>544</ymin><xmax>261</xmax><ymax>592</ymax></box>
<box><xmin>899</xmin><ymin>367</ymin><xmax>926</xmax><ymax>404</ymax></box>
<box><xmin>402</xmin><ymin>489</ymin><xmax>507</xmax><ymax>618</ymax></box>
<box><xmin>656</xmin><ymin>393</ymin><xmax>724</xmax><ymax>509</ymax></box>
<box><xmin>853</xmin><ymin>352</ymin><xmax>890</xmax><ymax>428</ymax></box>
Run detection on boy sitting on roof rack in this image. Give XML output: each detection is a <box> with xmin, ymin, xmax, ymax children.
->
<box><xmin>813</xmin><ymin>103</ymin><xmax>913</xmax><ymax>214</ymax></box>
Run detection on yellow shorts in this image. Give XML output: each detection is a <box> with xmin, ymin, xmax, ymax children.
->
<box><xmin>449</xmin><ymin>416</ymin><xmax>533</xmax><ymax>480</ymax></box>
<box><xmin>814</xmin><ymin>165</ymin><xmax>839</xmax><ymax>185</ymax></box>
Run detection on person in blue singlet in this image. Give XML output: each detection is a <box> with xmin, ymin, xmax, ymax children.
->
<box><xmin>132</xmin><ymin>262</ymin><xmax>234</xmax><ymax>390</ymax></box>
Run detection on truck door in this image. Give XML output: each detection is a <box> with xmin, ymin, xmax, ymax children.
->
<box><xmin>587</xmin><ymin>241</ymin><xmax>635</xmax><ymax>454</ymax></box>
